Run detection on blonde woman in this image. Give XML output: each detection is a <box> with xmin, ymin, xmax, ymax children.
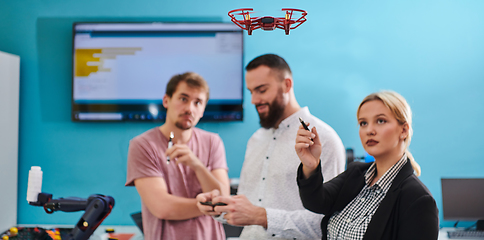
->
<box><xmin>296</xmin><ymin>91</ymin><xmax>439</xmax><ymax>240</ymax></box>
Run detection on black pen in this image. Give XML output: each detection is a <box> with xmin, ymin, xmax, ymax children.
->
<box><xmin>299</xmin><ymin>117</ymin><xmax>313</xmax><ymax>141</ymax></box>
<box><xmin>167</xmin><ymin>131</ymin><xmax>174</xmax><ymax>164</ymax></box>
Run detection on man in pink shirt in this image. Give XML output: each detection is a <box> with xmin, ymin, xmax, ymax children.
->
<box><xmin>125</xmin><ymin>72</ymin><xmax>230</xmax><ymax>240</ymax></box>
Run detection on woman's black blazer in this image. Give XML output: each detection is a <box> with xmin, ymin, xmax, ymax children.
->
<box><xmin>297</xmin><ymin>159</ymin><xmax>439</xmax><ymax>240</ymax></box>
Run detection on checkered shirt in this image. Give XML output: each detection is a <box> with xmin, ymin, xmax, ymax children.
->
<box><xmin>327</xmin><ymin>154</ymin><xmax>408</xmax><ymax>240</ymax></box>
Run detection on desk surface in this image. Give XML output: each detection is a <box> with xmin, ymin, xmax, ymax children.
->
<box><xmin>18</xmin><ymin>225</ymin><xmax>481</xmax><ymax>240</ymax></box>
<box><xmin>18</xmin><ymin>224</ymin><xmax>143</xmax><ymax>240</ymax></box>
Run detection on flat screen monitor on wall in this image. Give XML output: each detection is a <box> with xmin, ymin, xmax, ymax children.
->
<box><xmin>72</xmin><ymin>22</ymin><xmax>244</xmax><ymax>122</ymax></box>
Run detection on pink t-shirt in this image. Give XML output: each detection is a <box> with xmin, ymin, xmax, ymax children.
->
<box><xmin>125</xmin><ymin>127</ymin><xmax>228</xmax><ymax>240</ymax></box>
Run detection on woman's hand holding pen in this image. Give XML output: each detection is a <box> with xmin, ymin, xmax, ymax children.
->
<box><xmin>295</xmin><ymin>122</ymin><xmax>322</xmax><ymax>178</ymax></box>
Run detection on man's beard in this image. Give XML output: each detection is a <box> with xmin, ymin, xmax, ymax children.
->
<box><xmin>257</xmin><ymin>89</ymin><xmax>285</xmax><ymax>129</ymax></box>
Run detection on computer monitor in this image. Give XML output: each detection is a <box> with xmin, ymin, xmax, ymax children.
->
<box><xmin>441</xmin><ymin>178</ymin><xmax>484</xmax><ymax>230</ymax></box>
<box><xmin>72</xmin><ymin>22</ymin><xmax>244</xmax><ymax>122</ymax></box>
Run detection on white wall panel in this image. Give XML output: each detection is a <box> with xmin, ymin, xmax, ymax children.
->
<box><xmin>0</xmin><ymin>50</ymin><xmax>20</xmax><ymax>232</ymax></box>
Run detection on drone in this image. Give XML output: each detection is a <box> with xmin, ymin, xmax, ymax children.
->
<box><xmin>228</xmin><ymin>8</ymin><xmax>307</xmax><ymax>35</ymax></box>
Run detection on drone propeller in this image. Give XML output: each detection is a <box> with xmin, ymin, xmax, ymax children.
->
<box><xmin>279</xmin><ymin>8</ymin><xmax>307</xmax><ymax>34</ymax></box>
<box><xmin>231</xmin><ymin>12</ymin><xmax>261</xmax><ymax>21</ymax></box>
<box><xmin>281</xmin><ymin>8</ymin><xmax>307</xmax><ymax>20</ymax></box>
<box><xmin>232</xmin><ymin>11</ymin><xmax>260</xmax><ymax>15</ymax></box>
<box><xmin>228</xmin><ymin>8</ymin><xmax>257</xmax><ymax>34</ymax></box>
<box><xmin>228</xmin><ymin>8</ymin><xmax>254</xmax><ymax>15</ymax></box>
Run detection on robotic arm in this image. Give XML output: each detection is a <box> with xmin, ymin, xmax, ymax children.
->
<box><xmin>29</xmin><ymin>193</ymin><xmax>115</xmax><ymax>240</ymax></box>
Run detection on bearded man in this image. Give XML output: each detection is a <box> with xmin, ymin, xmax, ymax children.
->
<box><xmin>197</xmin><ymin>54</ymin><xmax>346</xmax><ymax>240</ymax></box>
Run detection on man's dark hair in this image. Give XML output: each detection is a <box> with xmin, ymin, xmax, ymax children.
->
<box><xmin>165</xmin><ymin>72</ymin><xmax>210</xmax><ymax>100</ymax></box>
<box><xmin>245</xmin><ymin>54</ymin><xmax>292</xmax><ymax>81</ymax></box>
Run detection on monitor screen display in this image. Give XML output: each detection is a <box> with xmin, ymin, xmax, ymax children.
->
<box><xmin>441</xmin><ymin>178</ymin><xmax>484</xmax><ymax>221</ymax></box>
<box><xmin>72</xmin><ymin>22</ymin><xmax>244</xmax><ymax>122</ymax></box>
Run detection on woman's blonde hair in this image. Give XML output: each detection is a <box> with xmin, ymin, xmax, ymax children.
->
<box><xmin>357</xmin><ymin>91</ymin><xmax>421</xmax><ymax>176</ymax></box>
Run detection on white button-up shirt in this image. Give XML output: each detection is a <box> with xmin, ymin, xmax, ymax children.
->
<box><xmin>238</xmin><ymin>107</ymin><xmax>346</xmax><ymax>240</ymax></box>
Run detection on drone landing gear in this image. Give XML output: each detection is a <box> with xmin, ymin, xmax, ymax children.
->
<box><xmin>285</xmin><ymin>24</ymin><xmax>290</xmax><ymax>35</ymax></box>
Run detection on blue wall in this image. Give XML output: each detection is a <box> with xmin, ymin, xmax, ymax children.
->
<box><xmin>1</xmin><ymin>0</ymin><xmax>483</xmax><ymax>227</ymax></box>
